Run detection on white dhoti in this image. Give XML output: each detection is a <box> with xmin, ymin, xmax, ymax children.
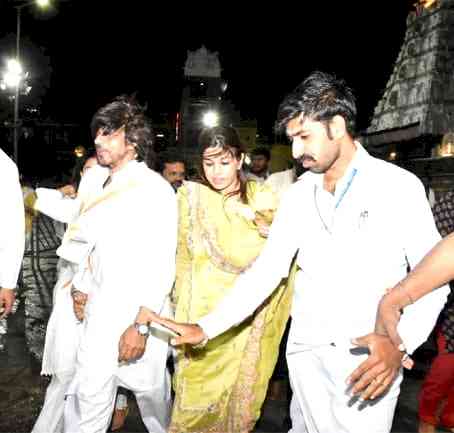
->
<box><xmin>63</xmin><ymin>327</ymin><xmax>171</xmax><ymax>433</ymax></box>
<box><xmin>31</xmin><ymin>260</ymin><xmax>81</xmax><ymax>433</ymax></box>
<box><xmin>62</xmin><ymin>297</ymin><xmax>172</xmax><ymax>433</ymax></box>
<box><xmin>286</xmin><ymin>341</ymin><xmax>403</xmax><ymax>433</ymax></box>
<box><xmin>32</xmin><ymin>371</ymin><xmax>74</xmax><ymax>433</ymax></box>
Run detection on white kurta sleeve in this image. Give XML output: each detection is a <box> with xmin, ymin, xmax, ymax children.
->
<box><xmin>198</xmin><ymin>185</ymin><xmax>301</xmax><ymax>339</ymax></box>
<box><xmin>0</xmin><ymin>159</ymin><xmax>25</xmax><ymax>289</ymax></box>
<box><xmin>397</xmin><ymin>174</ymin><xmax>449</xmax><ymax>354</ymax></box>
<box><xmin>35</xmin><ymin>188</ymin><xmax>82</xmax><ymax>223</ymax></box>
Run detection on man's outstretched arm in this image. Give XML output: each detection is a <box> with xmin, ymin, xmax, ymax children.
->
<box><xmin>151</xmin><ymin>186</ymin><xmax>302</xmax><ymax>345</ymax></box>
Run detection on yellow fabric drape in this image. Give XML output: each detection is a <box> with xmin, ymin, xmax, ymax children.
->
<box><xmin>22</xmin><ymin>187</ymin><xmax>37</xmax><ymax>235</ymax></box>
<box><xmin>170</xmin><ymin>181</ymin><xmax>296</xmax><ymax>433</ymax></box>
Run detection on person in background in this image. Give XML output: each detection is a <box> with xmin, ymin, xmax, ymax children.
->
<box><xmin>247</xmin><ymin>147</ymin><xmax>271</xmax><ymax>182</ymax></box>
<box><xmin>20</xmin><ymin>175</ymin><xmax>38</xmax><ymax>247</ymax></box>
<box><xmin>157</xmin><ymin>152</ymin><xmax>186</xmax><ymax>191</ymax></box>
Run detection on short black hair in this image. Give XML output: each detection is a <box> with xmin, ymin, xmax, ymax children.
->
<box><xmin>251</xmin><ymin>146</ymin><xmax>271</xmax><ymax>161</ymax></box>
<box><xmin>276</xmin><ymin>71</ymin><xmax>357</xmax><ymax>137</ymax></box>
<box><xmin>156</xmin><ymin>151</ymin><xmax>185</xmax><ymax>174</ymax></box>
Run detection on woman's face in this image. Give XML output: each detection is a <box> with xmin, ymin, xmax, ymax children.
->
<box><xmin>202</xmin><ymin>146</ymin><xmax>243</xmax><ymax>195</ymax></box>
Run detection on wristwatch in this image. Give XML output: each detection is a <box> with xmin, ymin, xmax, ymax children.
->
<box><xmin>134</xmin><ymin>322</ymin><xmax>150</xmax><ymax>337</ymax></box>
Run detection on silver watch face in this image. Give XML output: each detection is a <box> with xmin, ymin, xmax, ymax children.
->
<box><xmin>136</xmin><ymin>323</ymin><xmax>149</xmax><ymax>336</ymax></box>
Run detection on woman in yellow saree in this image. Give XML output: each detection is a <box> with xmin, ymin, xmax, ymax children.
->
<box><xmin>169</xmin><ymin>126</ymin><xmax>295</xmax><ymax>433</ymax></box>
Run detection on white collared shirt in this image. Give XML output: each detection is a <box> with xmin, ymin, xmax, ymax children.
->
<box><xmin>199</xmin><ymin>143</ymin><xmax>449</xmax><ymax>354</ymax></box>
<box><xmin>0</xmin><ymin>149</ymin><xmax>25</xmax><ymax>289</ymax></box>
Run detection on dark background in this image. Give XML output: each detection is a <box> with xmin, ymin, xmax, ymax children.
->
<box><xmin>0</xmin><ymin>0</ymin><xmax>415</xmax><ymax>136</ymax></box>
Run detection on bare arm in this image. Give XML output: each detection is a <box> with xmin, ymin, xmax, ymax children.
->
<box><xmin>376</xmin><ymin>232</ymin><xmax>454</xmax><ymax>347</ymax></box>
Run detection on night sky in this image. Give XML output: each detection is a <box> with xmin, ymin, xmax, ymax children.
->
<box><xmin>0</xmin><ymin>0</ymin><xmax>415</xmax><ymax>136</ymax></box>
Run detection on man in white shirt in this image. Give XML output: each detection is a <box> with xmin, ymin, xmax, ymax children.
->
<box><xmin>246</xmin><ymin>146</ymin><xmax>271</xmax><ymax>182</ymax></box>
<box><xmin>0</xmin><ymin>148</ymin><xmax>25</xmax><ymax>320</ymax></box>
<box><xmin>59</xmin><ymin>96</ymin><xmax>177</xmax><ymax>433</ymax></box>
<box><xmin>149</xmin><ymin>71</ymin><xmax>449</xmax><ymax>433</ymax></box>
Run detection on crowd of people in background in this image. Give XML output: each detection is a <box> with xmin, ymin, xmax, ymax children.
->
<box><xmin>0</xmin><ymin>71</ymin><xmax>453</xmax><ymax>433</ymax></box>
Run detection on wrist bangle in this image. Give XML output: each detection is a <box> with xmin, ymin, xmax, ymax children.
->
<box><xmin>193</xmin><ymin>336</ymin><xmax>209</xmax><ymax>350</ymax></box>
<box><xmin>396</xmin><ymin>281</ymin><xmax>414</xmax><ymax>306</ymax></box>
<box><xmin>401</xmin><ymin>352</ymin><xmax>411</xmax><ymax>367</ymax></box>
<box><xmin>193</xmin><ymin>326</ymin><xmax>209</xmax><ymax>349</ymax></box>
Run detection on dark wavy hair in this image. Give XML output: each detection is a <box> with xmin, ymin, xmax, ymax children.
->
<box><xmin>198</xmin><ymin>126</ymin><xmax>248</xmax><ymax>204</ymax></box>
<box><xmin>90</xmin><ymin>95</ymin><xmax>156</xmax><ymax>168</ymax></box>
<box><xmin>156</xmin><ymin>151</ymin><xmax>186</xmax><ymax>174</ymax></box>
<box><xmin>276</xmin><ymin>71</ymin><xmax>357</xmax><ymax>138</ymax></box>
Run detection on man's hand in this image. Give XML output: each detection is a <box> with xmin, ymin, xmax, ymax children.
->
<box><xmin>346</xmin><ymin>333</ymin><xmax>403</xmax><ymax>400</ymax></box>
<box><xmin>71</xmin><ymin>290</ymin><xmax>87</xmax><ymax>322</ymax></box>
<box><xmin>150</xmin><ymin>315</ymin><xmax>206</xmax><ymax>347</ymax></box>
<box><xmin>58</xmin><ymin>184</ymin><xmax>77</xmax><ymax>198</ymax></box>
<box><xmin>118</xmin><ymin>325</ymin><xmax>147</xmax><ymax>362</ymax></box>
<box><xmin>0</xmin><ymin>288</ymin><xmax>15</xmax><ymax>319</ymax></box>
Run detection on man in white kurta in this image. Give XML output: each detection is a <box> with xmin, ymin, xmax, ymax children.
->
<box><xmin>59</xmin><ymin>96</ymin><xmax>177</xmax><ymax>433</ymax></box>
<box><xmin>155</xmin><ymin>72</ymin><xmax>449</xmax><ymax>433</ymax></box>
<box><xmin>31</xmin><ymin>160</ymin><xmax>108</xmax><ymax>433</ymax></box>
<box><xmin>0</xmin><ymin>148</ymin><xmax>25</xmax><ymax>320</ymax></box>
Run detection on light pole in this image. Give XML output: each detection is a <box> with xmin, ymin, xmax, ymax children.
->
<box><xmin>202</xmin><ymin>110</ymin><xmax>220</xmax><ymax>128</ymax></box>
<box><xmin>11</xmin><ymin>0</ymin><xmax>50</xmax><ymax>165</ymax></box>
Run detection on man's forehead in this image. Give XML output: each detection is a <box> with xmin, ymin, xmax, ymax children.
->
<box><xmin>286</xmin><ymin>114</ymin><xmax>306</xmax><ymax>135</ymax></box>
<box><xmin>286</xmin><ymin>114</ymin><xmax>319</xmax><ymax>136</ymax></box>
<box><xmin>165</xmin><ymin>161</ymin><xmax>184</xmax><ymax>167</ymax></box>
<box><xmin>165</xmin><ymin>161</ymin><xmax>185</xmax><ymax>170</ymax></box>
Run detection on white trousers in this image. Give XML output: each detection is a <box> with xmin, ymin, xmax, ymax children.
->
<box><xmin>31</xmin><ymin>371</ymin><xmax>74</xmax><ymax>433</ymax></box>
<box><xmin>63</xmin><ymin>372</ymin><xmax>171</xmax><ymax>433</ymax></box>
<box><xmin>286</xmin><ymin>342</ymin><xmax>403</xmax><ymax>433</ymax></box>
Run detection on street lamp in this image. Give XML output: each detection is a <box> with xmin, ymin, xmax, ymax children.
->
<box><xmin>10</xmin><ymin>0</ymin><xmax>50</xmax><ymax>165</ymax></box>
<box><xmin>202</xmin><ymin>110</ymin><xmax>219</xmax><ymax>128</ymax></box>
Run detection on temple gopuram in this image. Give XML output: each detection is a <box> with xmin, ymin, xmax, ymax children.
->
<box><xmin>363</xmin><ymin>0</ymin><xmax>454</xmax><ymax>190</ymax></box>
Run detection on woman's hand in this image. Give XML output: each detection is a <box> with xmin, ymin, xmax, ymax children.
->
<box><xmin>59</xmin><ymin>184</ymin><xmax>77</xmax><ymax>198</ymax></box>
<box><xmin>253</xmin><ymin>210</ymin><xmax>274</xmax><ymax>238</ymax></box>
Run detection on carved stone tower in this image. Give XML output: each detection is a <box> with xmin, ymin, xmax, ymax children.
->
<box><xmin>364</xmin><ymin>0</ymin><xmax>454</xmax><ymax>184</ymax></box>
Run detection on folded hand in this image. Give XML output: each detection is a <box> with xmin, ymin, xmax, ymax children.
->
<box><xmin>71</xmin><ymin>289</ymin><xmax>87</xmax><ymax>321</ymax></box>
